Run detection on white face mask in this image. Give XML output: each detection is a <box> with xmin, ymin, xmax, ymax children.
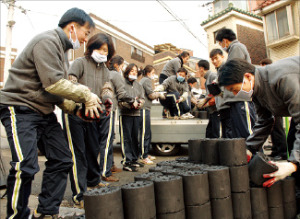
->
<box><xmin>91</xmin><ymin>51</ymin><xmax>107</xmax><ymax>63</ymax></box>
<box><xmin>128</xmin><ymin>75</ymin><xmax>137</xmax><ymax>81</ymax></box>
<box><xmin>235</xmin><ymin>77</ymin><xmax>253</xmax><ymax>100</ymax></box>
<box><xmin>69</xmin><ymin>25</ymin><xmax>80</xmax><ymax>50</ymax></box>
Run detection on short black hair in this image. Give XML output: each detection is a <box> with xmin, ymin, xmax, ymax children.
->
<box><xmin>259</xmin><ymin>58</ymin><xmax>273</xmax><ymax>66</ymax></box>
<box><xmin>209</xmin><ymin>48</ymin><xmax>223</xmax><ymax>58</ymax></box>
<box><xmin>177</xmin><ymin>67</ymin><xmax>188</xmax><ymax>75</ymax></box>
<box><xmin>215</xmin><ymin>28</ymin><xmax>237</xmax><ymax>42</ymax></box>
<box><xmin>187</xmin><ymin>77</ymin><xmax>197</xmax><ymax>84</ymax></box>
<box><xmin>108</xmin><ymin>55</ymin><xmax>124</xmax><ymax>71</ymax></box>
<box><xmin>218</xmin><ymin>58</ymin><xmax>255</xmax><ymax>86</ymax></box>
<box><xmin>197</xmin><ymin>60</ymin><xmax>210</xmax><ymax>70</ymax></box>
<box><xmin>58</xmin><ymin>8</ymin><xmax>95</xmax><ymax>28</ymax></box>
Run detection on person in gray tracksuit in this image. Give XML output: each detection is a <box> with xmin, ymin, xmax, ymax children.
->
<box><xmin>216</xmin><ymin>28</ymin><xmax>255</xmax><ymax>139</ymax></box>
<box><xmin>218</xmin><ymin>56</ymin><xmax>299</xmax><ymax>188</ymax></box>
<box><xmin>197</xmin><ymin>60</ymin><xmax>220</xmax><ymax>138</ymax></box>
<box><xmin>119</xmin><ymin>63</ymin><xmax>145</xmax><ymax>172</ymax></box>
<box><xmin>108</xmin><ymin>55</ymin><xmax>135</xmax><ymax>175</ymax></box>
<box><xmin>156</xmin><ymin>67</ymin><xmax>190</xmax><ymax>117</ymax></box>
<box><xmin>64</xmin><ymin>33</ymin><xmax>116</xmax><ymax>206</ymax></box>
<box><xmin>159</xmin><ymin>51</ymin><xmax>190</xmax><ymax>84</ymax></box>
<box><xmin>209</xmin><ymin>49</ymin><xmax>233</xmax><ymax>138</ymax></box>
<box><xmin>139</xmin><ymin>65</ymin><xmax>165</xmax><ymax>164</ymax></box>
<box><xmin>0</xmin><ymin>8</ymin><xmax>100</xmax><ymax>218</ymax></box>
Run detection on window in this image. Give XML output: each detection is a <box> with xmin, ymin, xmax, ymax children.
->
<box><xmin>265</xmin><ymin>6</ymin><xmax>293</xmax><ymax>42</ymax></box>
<box><xmin>214</xmin><ymin>0</ymin><xmax>229</xmax><ymax>14</ymax></box>
<box><xmin>131</xmin><ymin>46</ymin><xmax>145</xmax><ymax>63</ymax></box>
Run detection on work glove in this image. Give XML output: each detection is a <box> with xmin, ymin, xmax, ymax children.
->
<box><xmin>176</xmin><ymin>96</ymin><xmax>184</xmax><ymax>103</ymax></box>
<box><xmin>104</xmin><ymin>98</ymin><xmax>113</xmax><ymax>116</ymax></box>
<box><xmin>159</xmin><ymin>92</ymin><xmax>166</xmax><ymax>100</ymax></box>
<box><xmin>197</xmin><ymin>98</ymin><xmax>207</xmax><ymax>109</ymax></box>
<box><xmin>85</xmin><ymin>93</ymin><xmax>103</xmax><ymax>119</ymax></box>
<box><xmin>247</xmin><ymin>149</ymin><xmax>252</xmax><ymax>163</ymax></box>
<box><xmin>132</xmin><ymin>99</ymin><xmax>139</xmax><ymax>109</ymax></box>
<box><xmin>262</xmin><ymin>161</ymin><xmax>297</xmax><ymax>187</ymax></box>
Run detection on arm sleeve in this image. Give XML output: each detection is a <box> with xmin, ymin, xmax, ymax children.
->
<box><xmin>277</xmin><ymin>75</ymin><xmax>300</xmax><ymax>163</ymax></box>
<box><xmin>227</xmin><ymin>45</ymin><xmax>246</xmax><ymax>61</ymax></box>
<box><xmin>143</xmin><ymin>79</ymin><xmax>155</xmax><ymax>97</ymax></box>
<box><xmin>32</xmin><ymin>39</ymin><xmax>66</xmax><ymax>88</ymax></box>
<box><xmin>111</xmin><ymin>73</ymin><xmax>134</xmax><ymax>102</ymax></box>
<box><xmin>68</xmin><ymin>58</ymin><xmax>84</xmax><ymax>80</ymax></box>
<box><xmin>173</xmin><ymin>59</ymin><xmax>181</xmax><ymax>74</ymax></box>
<box><xmin>246</xmin><ymin>98</ymin><xmax>275</xmax><ymax>154</ymax></box>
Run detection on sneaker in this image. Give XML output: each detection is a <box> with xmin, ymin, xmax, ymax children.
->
<box><xmin>180</xmin><ymin>113</ymin><xmax>190</xmax><ymax>119</ymax></box>
<box><xmin>111</xmin><ymin>164</ymin><xmax>122</xmax><ymax>173</ymax></box>
<box><xmin>186</xmin><ymin>112</ymin><xmax>195</xmax><ymax>118</ymax></box>
<box><xmin>87</xmin><ymin>181</ymin><xmax>109</xmax><ymax>191</ymax></box>
<box><xmin>148</xmin><ymin>155</ymin><xmax>156</xmax><ymax>161</ymax></box>
<box><xmin>74</xmin><ymin>200</ymin><xmax>84</xmax><ymax>209</ymax></box>
<box><xmin>141</xmin><ymin>158</ymin><xmax>154</xmax><ymax>165</ymax></box>
<box><xmin>123</xmin><ymin>163</ymin><xmax>137</xmax><ymax>172</ymax></box>
<box><xmin>32</xmin><ymin>209</ymin><xmax>58</xmax><ymax>219</ymax></box>
<box><xmin>131</xmin><ymin>161</ymin><xmax>145</xmax><ymax>167</ymax></box>
<box><xmin>102</xmin><ymin>175</ymin><xmax>119</xmax><ymax>182</ymax></box>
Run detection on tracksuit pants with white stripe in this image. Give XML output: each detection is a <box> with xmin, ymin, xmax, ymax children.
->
<box><xmin>230</xmin><ymin>101</ymin><xmax>256</xmax><ymax>138</ymax></box>
<box><xmin>0</xmin><ymin>105</ymin><xmax>72</xmax><ymax>218</ymax></box>
<box><xmin>62</xmin><ymin>114</ymin><xmax>101</xmax><ymax>204</ymax></box>
<box><xmin>160</xmin><ymin>91</ymin><xmax>190</xmax><ymax>117</ymax></box>
<box><xmin>119</xmin><ymin>115</ymin><xmax>139</xmax><ymax>165</ymax></box>
<box><xmin>139</xmin><ymin>109</ymin><xmax>151</xmax><ymax>159</ymax></box>
<box><xmin>98</xmin><ymin>112</ymin><xmax>114</xmax><ymax>178</ymax></box>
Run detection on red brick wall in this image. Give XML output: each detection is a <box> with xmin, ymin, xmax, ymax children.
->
<box><xmin>237</xmin><ymin>24</ymin><xmax>267</xmax><ymax>64</ymax></box>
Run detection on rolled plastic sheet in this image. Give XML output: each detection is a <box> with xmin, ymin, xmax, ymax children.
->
<box><xmin>83</xmin><ymin>186</ymin><xmax>124</xmax><ymax>219</ymax></box>
<box><xmin>229</xmin><ymin>165</ymin><xmax>250</xmax><ymax>193</ymax></box>
<box><xmin>121</xmin><ymin>181</ymin><xmax>156</xmax><ymax>219</ymax></box>
<box><xmin>203</xmin><ymin>166</ymin><xmax>231</xmax><ymax>199</ymax></box>
<box><xmin>218</xmin><ymin>138</ymin><xmax>247</xmax><ymax>167</ymax></box>
<box><xmin>185</xmin><ymin>201</ymin><xmax>212</xmax><ymax>219</ymax></box>
<box><xmin>211</xmin><ymin>196</ymin><xmax>233</xmax><ymax>219</ymax></box>
<box><xmin>201</xmin><ymin>138</ymin><xmax>219</xmax><ymax>165</ymax></box>
<box><xmin>248</xmin><ymin>152</ymin><xmax>278</xmax><ymax>186</ymax></box>
<box><xmin>231</xmin><ymin>190</ymin><xmax>252</xmax><ymax>219</ymax></box>
<box><xmin>153</xmin><ymin>175</ymin><xmax>185</xmax><ymax>215</ymax></box>
<box><xmin>188</xmin><ymin>139</ymin><xmax>203</xmax><ymax>163</ymax></box>
<box><xmin>134</xmin><ymin>172</ymin><xmax>163</xmax><ymax>181</ymax></box>
<box><xmin>178</xmin><ymin>169</ymin><xmax>210</xmax><ymax>206</ymax></box>
<box><xmin>250</xmin><ymin>187</ymin><xmax>269</xmax><ymax>219</ymax></box>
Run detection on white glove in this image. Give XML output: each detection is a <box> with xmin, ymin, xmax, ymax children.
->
<box><xmin>176</xmin><ymin>96</ymin><xmax>184</xmax><ymax>103</ymax></box>
<box><xmin>85</xmin><ymin>93</ymin><xmax>102</xmax><ymax>119</ymax></box>
<box><xmin>159</xmin><ymin>92</ymin><xmax>166</xmax><ymax>100</ymax></box>
<box><xmin>154</xmin><ymin>85</ymin><xmax>164</xmax><ymax>92</ymax></box>
<box><xmin>132</xmin><ymin>99</ymin><xmax>139</xmax><ymax>109</ymax></box>
<box><xmin>197</xmin><ymin>99</ymin><xmax>207</xmax><ymax>108</ymax></box>
<box><xmin>263</xmin><ymin>161</ymin><xmax>297</xmax><ymax>187</ymax></box>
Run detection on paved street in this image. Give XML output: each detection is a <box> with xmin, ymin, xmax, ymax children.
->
<box><xmin>0</xmin><ymin>136</ymin><xmax>188</xmax><ymax>218</ymax></box>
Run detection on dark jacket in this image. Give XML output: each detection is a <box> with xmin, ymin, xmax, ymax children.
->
<box><xmin>0</xmin><ymin>27</ymin><xmax>72</xmax><ymax>115</ymax></box>
<box><xmin>246</xmin><ymin>56</ymin><xmax>300</xmax><ymax>164</ymax></box>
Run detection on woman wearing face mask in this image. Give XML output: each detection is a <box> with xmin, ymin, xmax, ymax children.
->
<box><xmin>139</xmin><ymin>65</ymin><xmax>165</xmax><ymax>164</ymax></box>
<box><xmin>155</xmin><ymin>67</ymin><xmax>192</xmax><ymax>119</ymax></box>
<box><xmin>119</xmin><ymin>64</ymin><xmax>145</xmax><ymax>171</ymax></box>
<box><xmin>107</xmin><ymin>55</ymin><xmax>135</xmax><ymax>174</ymax></box>
<box><xmin>63</xmin><ymin>33</ymin><xmax>115</xmax><ymax>208</ymax></box>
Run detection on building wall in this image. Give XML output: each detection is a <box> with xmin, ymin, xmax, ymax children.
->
<box><xmin>236</xmin><ymin>24</ymin><xmax>267</xmax><ymax>64</ymax></box>
<box><xmin>262</xmin><ymin>1</ymin><xmax>299</xmax><ymax>61</ymax></box>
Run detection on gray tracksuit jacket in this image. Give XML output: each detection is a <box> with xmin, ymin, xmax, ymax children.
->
<box><xmin>246</xmin><ymin>56</ymin><xmax>300</xmax><ymax>164</ymax></box>
<box><xmin>139</xmin><ymin>76</ymin><xmax>154</xmax><ymax>111</ymax></box>
<box><xmin>161</xmin><ymin>75</ymin><xmax>189</xmax><ymax>95</ymax></box>
<box><xmin>227</xmin><ymin>40</ymin><xmax>251</xmax><ymax>63</ymax></box>
<box><xmin>119</xmin><ymin>78</ymin><xmax>145</xmax><ymax>116</ymax></box>
<box><xmin>160</xmin><ymin>57</ymin><xmax>182</xmax><ymax>78</ymax></box>
<box><xmin>0</xmin><ymin>27</ymin><xmax>72</xmax><ymax>115</ymax></box>
<box><xmin>68</xmin><ymin>57</ymin><xmax>111</xmax><ymax>102</ymax></box>
<box><xmin>204</xmin><ymin>70</ymin><xmax>218</xmax><ymax>114</ymax></box>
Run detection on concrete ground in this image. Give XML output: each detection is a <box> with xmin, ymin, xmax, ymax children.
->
<box><xmin>0</xmin><ymin>136</ymin><xmax>188</xmax><ymax>218</ymax></box>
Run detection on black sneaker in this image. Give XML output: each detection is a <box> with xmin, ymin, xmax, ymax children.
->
<box><xmin>131</xmin><ymin>161</ymin><xmax>144</xmax><ymax>168</ymax></box>
<box><xmin>123</xmin><ymin>163</ymin><xmax>137</xmax><ymax>172</ymax></box>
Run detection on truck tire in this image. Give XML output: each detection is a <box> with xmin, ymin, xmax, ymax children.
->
<box><xmin>152</xmin><ymin>143</ymin><xmax>181</xmax><ymax>156</ymax></box>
